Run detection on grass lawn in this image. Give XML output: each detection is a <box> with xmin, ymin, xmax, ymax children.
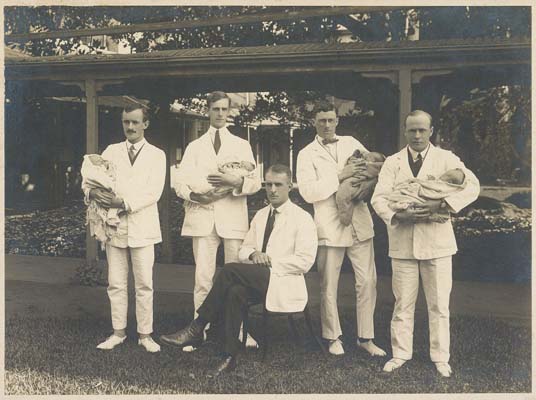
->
<box><xmin>5</xmin><ymin>294</ymin><xmax>531</xmax><ymax>395</ymax></box>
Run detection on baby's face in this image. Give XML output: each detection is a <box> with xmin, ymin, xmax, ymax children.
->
<box><xmin>241</xmin><ymin>161</ymin><xmax>255</xmax><ymax>171</ymax></box>
<box><xmin>363</xmin><ymin>152</ymin><xmax>385</xmax><ymax>162</ymax></box>
<box><xmin>88</xmin><ymin>155</ymin><xmax>105</xmax><ymax>166</ymax></box>
<box><xmin>440</xmin><ymin>169</ymin><xmax>464</xmax><ymax>185</ymax></box>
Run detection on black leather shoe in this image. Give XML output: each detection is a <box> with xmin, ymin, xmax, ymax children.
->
<box><xmin>160</xmin><ymin>321</ymin><xmax>204</xmax><ymax>349</ymax></box>
<box><xmin>207</xmin><ymin>355</ymin><xmax>236</xmax><ymax>378</ymax></box>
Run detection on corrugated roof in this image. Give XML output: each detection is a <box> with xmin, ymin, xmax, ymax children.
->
<box><xmin>5</xmin><ymin>36</ymin><xmax>529</xmax><ymax>64</ymax></box>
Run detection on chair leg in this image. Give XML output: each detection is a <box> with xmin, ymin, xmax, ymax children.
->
<box><xmin>262</xmin><ymin>306</ymin><xmax>269</xmax><ymax>361</ymax></box>
<box><xmin>304</xmin><ymin>305</ymin><xmax>327</xmax><ymax>355</ymax></box>
<box><xmin>242</xmin><ymin>306</ymin><xmax>248</xmax><ymax>349</ymax></box>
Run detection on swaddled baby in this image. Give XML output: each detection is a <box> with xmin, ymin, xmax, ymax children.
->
<box><xmin>81</xmin><ymin>154</ymin><xmax>121</xmax><ymax>247</ymax></box>
<box><xmin>336</xmin><ymin>150</ymin><xmax>386</xmax><ymax>226</ymax></box>
<box><xmin>183</xmin><ymin>156</ymin><xmax>255</xmax><ymax>209</ymax></box>
<box><xmin>387</xmin><ymin>168</ymin><xmax>465</xmax><ymax>223</ymax></box>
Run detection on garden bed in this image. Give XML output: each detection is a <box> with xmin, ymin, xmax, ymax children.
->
<box><xmin>5</xmin><ymin>191</ymin><xmax>531</xmax><ymax>282</ymax></box>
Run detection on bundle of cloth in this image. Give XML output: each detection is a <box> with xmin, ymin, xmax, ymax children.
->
<box><xmin>387</xmin><ymin>168</ymin><xmax>466</xmax><ymax>223</ymax></box>
<box><xmin>184</xmin><ymin>155</ymin><xmax>255</xmax><ymax>209</ymax></box>
<box><xmin>336</xmin><ymin>150</ymin><xmax>386</xmax><ymax>226</ymax></box>
<box><xmin>81</xmin><ymin>154</ymin><xmax>121</xmax><ymax>248</ymax></box>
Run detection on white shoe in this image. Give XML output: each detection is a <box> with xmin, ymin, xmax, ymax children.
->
<box><xmin>435</xmin><ymin>362</ymin><xmax>452</xmax><ymax>377</ymax></box>
<box><xmin>357</xmin><ymin>339</ymin><xmax>387</xmax><ymax>357</ymax></box>
<box><xmin>138</xmin><ymin>336</ymin><xmax>161</xmax><ymax>353</ymax></box>
<box><xmin>328</xmin><ymin>339</ymin><xmax>345</xmax><ymax>356</ymax></box>
<box><xmin>383</xmin><ymin>358</ymin><xmax>407</xmax><ymax>372</ymax></box>
<box><xmin>96</xmin><ymin>334</ymin><xmax>126</xmax><ymax>350</ymax></box>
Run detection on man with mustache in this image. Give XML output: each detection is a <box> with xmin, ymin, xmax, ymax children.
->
<box><xmin>371</xmin><ymin>110</ymin><xmax>480</xmax><ymax>377</ymax></box>
<box><xmin>83</xmin><ymin>105</ymin><xmax>166</xmax><ymax>353</ymax></box>
<box><xmin>296</xmin><ymin>101</ymin><xmax>386</xmax><ymax>357</ymax></box>
<box><xmin>170</xmin><ymin>91</ymin><xmax>261</xmax><ymax>349</ymax></box>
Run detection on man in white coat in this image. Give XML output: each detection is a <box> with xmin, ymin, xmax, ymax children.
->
<box><xmin>84</xmin><ymin>105</ymin><xmax>166</xmax><ymax>352</ymax></box>
<box><xmin>371</xmin><ymin>110</ymin><xmax>480</xmax><ymax>377</ymax></box>
<box><xmin>161</xmin><ymin>164</ymin><xmax>318</xmax><ymax>377</ymax></box>
<box><xmin>296</xmin><ymin>101</ymin><xmax>385</xmax><ymax>357</ymax></box>
<box><xmin>172</xmin><ymin>91</ymin><xmax>261</xmax><ymax>348</ymax></box>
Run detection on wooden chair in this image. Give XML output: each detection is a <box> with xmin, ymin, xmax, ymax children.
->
<box><xmin>242</xmin><ymin>302</ymin><xmax>327</xmax><ymax>360</ymax></box>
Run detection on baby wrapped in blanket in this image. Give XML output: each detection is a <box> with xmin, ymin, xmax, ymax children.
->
<box><xmin>336</xmin><ymin>150</ymin><xmax>386</xmax><ymax>226</ymax></box>
<box><xmin>387</xmin><ymin>168</ymin><xmax>465</xmax><ymax>223</ymax></box>
<box><xmin>81</xmin><ymin>154</ymin><xmax>121</xmax><ymax>248</ymax></box>
<box><xmin>183</xmin><ymin>155</ymin><xmax>256</xmax><ymax>209</ymax></box>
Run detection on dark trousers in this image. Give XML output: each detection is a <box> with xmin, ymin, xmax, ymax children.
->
<box><xmin>197</xmin><ymin>262</ymin><xmax>270</xmax><ymax>356</ymax></box>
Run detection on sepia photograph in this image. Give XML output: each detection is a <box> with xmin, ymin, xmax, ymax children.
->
<box><xmin>3</xmin><ymin>4</ymin><xmax>532</xmax><ymax>396</ymax></box>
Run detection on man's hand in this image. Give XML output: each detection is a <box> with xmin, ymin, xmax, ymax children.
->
<box><xmin>338</xmin><ymin>162</ymin><xmax>366</xmax><ymax>182</ymax></box>
<box><xmin>393</xmin><ymin>206</ymin><xmax>431</xmax><ymax>224</ymax></box>
<box><xmin>207</xmin><ymin>173</ymin><xmax>243</xmax><ymax>189</ymax></box>
<box><xmin>190</xmin><ymin>187</ymin><xmax>234</xmax><ymax>205</ymax></box>
<box><xmin>89</xmin><ymin>188</ymin><xmax>114</xmax><ymax>206</ymax></box>
<box><xmin>413</xmin><ymin>199</ymin><xmax>443</xmax><ymax>214</ymax></box>
<box><xmin>250</xmin><ymin>251</ymin><xmax>272</xmax><ymax>268</ymax></box>
<box><xmin>89</xmin><ymin>188</ymin><xmax>124</xmax><ymax>208</ymax></box>
<box><xmin>353</xmin><ymin>178</ymin><xmax>377</xmax><ymax>202</ymax></box>
<box><xmin>110</xmin><ymin>196</ymin><xmax>125</xmax><ymax>209</ymax></box>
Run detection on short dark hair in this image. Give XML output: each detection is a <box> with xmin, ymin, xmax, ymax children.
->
<box><xmin>266</xmin><ymin>164</ymin><xmax>292</xmax><ymax>182</ymax></box>
<box><xmin>123</xmin><ymin>105</ymin><xmax>149</xmax><ymax>122</ymax></box>
<box><xmin>405</xmin><ymin>110</ymin><xmax>433</xmax><ymax>128</ymax></box>
<box><xmin>312</xmin><ymin>100</ymin><xmax>337</xmax><ymax>117</ymax></box>
<box><xmin>207</xmin><ymin>91</ymin><xmax>231</xmax><ymax>108</ymax></box>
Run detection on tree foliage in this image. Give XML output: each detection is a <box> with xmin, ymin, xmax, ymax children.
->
<box><xmin>5</xmin><ymin>6</ymin><xmax>531</xmax><ymax>183</ymax></box>
<box><xmin>437</xmin><ymin>85</ymin><xmax>531</xmax><ymax>184</ymax></box>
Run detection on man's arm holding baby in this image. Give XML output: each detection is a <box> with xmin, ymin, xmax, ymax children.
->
<box><xmin>89</xmin><ymin>188</ymin><xmax>125</xmax><ymax>209</ymax></box>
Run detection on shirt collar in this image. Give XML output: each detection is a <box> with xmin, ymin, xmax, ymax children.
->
<box><xmin>271</xmin><ymin>199</ymin><xmax>291</xmax><ymax>215</ymax></box>
<box><xmin>407</xmin><ymin>143</ymin><xmax>430</xmax><ymax>161</ymax></box>
<box><xmin>126</xmin><ymin>138</ymin><xmax>146</xmax><ymax>152</ymax></box>
<box><xmin>208</xmin><ymin>125</ymin><xmax>229</xmax><ymax>140</ymax></box>
<box><xmin>316</xmin><ymin>134</ymin><xmax>338</xmax><ymax>146</ymax></box>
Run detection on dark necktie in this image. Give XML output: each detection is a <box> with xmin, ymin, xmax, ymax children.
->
<box><xmin>261</xmin><ymin>209</ymin><xmax>277</xmax><ymax>253</ymax></box>
<box><xmin>322</xmin><ymin>137</ymin><xmax>339</xmax><ymax>145</ymax></box>
<box><xmin>412</xmin><ymin>153</ymin><xmax>423</xmax><ymax>177</ymax></box>
<box><xmin>213</xmin><ymin>129</ymin><xmax>221</xmax><ymax>154</ymax></box>
<box><xmin>128</xmin><ymin>144</ymin><xmax>136</xmax><ymax>165</ymax></box>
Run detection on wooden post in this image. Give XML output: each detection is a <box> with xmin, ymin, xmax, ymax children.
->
<box><xmin>85</xmin><ymin>79</ymin><xmax>99</xmax><ymax>262</ymax></box>
<box><xmin>398</xmin><ymin>68</ymin><xmax>412</xmax><ymax>150</ymax></box>
<box><xmin>160</xmin><ymin>112</ymin><xmax>173</xmax><ymax>263</ymax></box>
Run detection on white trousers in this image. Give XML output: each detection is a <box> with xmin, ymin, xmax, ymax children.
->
<box><xmin>105</xmin><ymin>244</ymin><xmax>155</xmax><ymax>335</ymax></box>
<box><xmin>192</xmin><ymin>227</ymin><xmax>241</xmax><ymax>317</ymax></box>
<box><xmin>317</xmin><ymin>234</ymin><xmax>377</xmax><ymax>340</ymax></box>
<box><xmin>391</xmin><ymin>256</ymin><xmax>452</xmax><ymax>362</ymax></box>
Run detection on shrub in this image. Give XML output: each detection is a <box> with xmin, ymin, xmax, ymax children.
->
<box><xmin>505</xmin><ymin>191</ymin><xmax>531</xmax><ymax>209</ymax></box>
<box><xmin>73</xmin><ymin>259</ymin><xmax>107</xmax><ymax>287</ymax></box>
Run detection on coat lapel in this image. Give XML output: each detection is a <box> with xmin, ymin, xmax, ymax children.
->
<box><xmin>416</xmin><ymin>144</ymin><xmax>436</xmax><ymax>179</ymax></box>
<box><xmin>311</xmin><ymin>138</ymin><xmax>337</xmax><ymax>165</ymax></box>
<box><xmin>336</xmin><ymin>137</ymin><xmax>349</xmax><ymax>168</ymax></box>
<box><xmin>130</xmin><ymin>142</ymin><xmax>148</xmax><ymax>168</ymax></box>
<box><xmin>120</xmin><ymin>141</ymin><xmax>132</xmax><ymax>168</ymax></box>
<box><xmin>256</xmin><ymin>206</ymin><xmax>270</xmax><ymax>250</ymax></box>
<box><xmin>269</xmin><ymin>206</ymin><xmax>289</xmax><ymax>243</ymax></box>
<box><xmin>397</xmin><ymin>147</ymin><xmax>414</xmax><ymax>181</ymax></box>
<box><xmin>200</xmin><ymin>131</ymin><xmax>222</xmax><ymax>162</ymax></box>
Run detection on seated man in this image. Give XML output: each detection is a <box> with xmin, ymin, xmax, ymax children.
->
<box><xmin>160</xmin><ymin>164</ymin><xmax>318</xmax><ymax>377</ymax></box>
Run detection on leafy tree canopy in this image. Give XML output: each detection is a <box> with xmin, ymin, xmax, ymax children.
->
<box><xmin>5</xmin><ymin>6</ymin><xmax>531</xmax><ymax>183</ymax></box>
